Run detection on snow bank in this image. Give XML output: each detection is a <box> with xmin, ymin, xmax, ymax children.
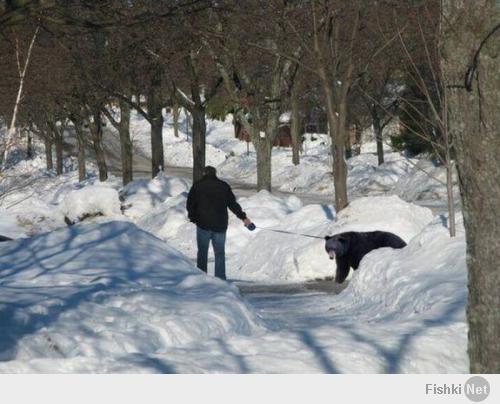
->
<box><xmin>347</xmin><ymin>153</ymin><xmax>415</xmax><ymax>197</ymax></box>
<box><xmin>121</xmin><ymin>172</ymin><xmax>190</xmax><ymax>219</ymax></box>
<box><xmin>328</xmin><ymin>195</ymin><xmax>433</xmax><ymax>242</ymax></box>
<box><xmin>327</xmin><ymin>214</ymin><xmax>468</xmax><ymax>372</ymax></box>
<box><xmin>127</xmin><ymin>111</ymin><xmax>455</xmax><ymax>206</ymax></box>
<box><xmin>129</xmin><ymin>110</ymin><xmax>229</xmax><ymax>167</ymax></box>
<box><xmin>233</xmin><ymin>195</ymin><xmax>432</xmax><ymax>282</ymax></box>
<box><xmin>233</xmin><ymin>203</ymin><xmax>334</xmax><ymax>282</ymax></box>
<box><xmin>0</xmin><ymin>155</ymin><xmax>120</xmax><ymax>236</ymax></box>
<box><xmin>132</xmin><ymin>187</ymin><xmax>308</xmax><ymax>274</ymax></box>
<box><xmin>129</xmin><ymin>179</ymin><xmax>434</xmax><ymax>284</ymax></box>
<box><xmin>165</xmin><ymin>140</ymin><xmax>227</xmax><ymax>167</ymax></box>
<box><xmin>394</xmin><ymin>159</ymin><xmax>459</xmax><ymax>203</ymax></box>
<box><xmin>0</xmin><ymin>221</ymin><xmax>262</xmax><ymax>372</ymax></box>
<box><xmin>0</xmin><ymin>209</ymin><xmax>26</xmax><ymax>239</ymax></box>
<box><xmin>61</xmin><ymin>185</ymin><xmax>122</xmax><ymax>222</ymax></box>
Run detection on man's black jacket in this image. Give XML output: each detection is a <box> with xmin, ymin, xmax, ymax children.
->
<box><xmin>186</xmin><ymin>174</ymin><xmax>247</xmax><ymax>232</ymax></box>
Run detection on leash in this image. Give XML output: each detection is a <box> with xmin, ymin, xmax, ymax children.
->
<box><xmin>254</xmin><ymin>226</ymin><xmax>324</xmax><ymax>240</ymax></box>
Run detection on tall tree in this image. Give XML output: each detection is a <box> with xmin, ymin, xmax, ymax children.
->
<box><xmin>203</xmin><ymin>1</ymin><xmax>296</xmax><ymax>191</ymax></box>
<box><xmin>169</xmin><ymin>47</ymin><xmax>222</xmax><ymax>182</ymax></box>
<box><xmin>1</xmin><ymin>24</ymin><xmax>39</xmax><ymax>171</ymax></box>
<box><xmin>442</xmin><ymin>0</ymin><xmax>500</xmax><ymax>372</ymax></box>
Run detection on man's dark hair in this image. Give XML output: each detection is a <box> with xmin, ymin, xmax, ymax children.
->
<box><xmin>203</xmin><ymin>166</ymin><xmax>217</xmax><ymax>177</ymax></box>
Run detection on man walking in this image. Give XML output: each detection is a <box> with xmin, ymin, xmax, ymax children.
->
<box><xmin>186</xmin><ymin>166</ymin><xmax>254</xmax><ymax>280</ymax></box>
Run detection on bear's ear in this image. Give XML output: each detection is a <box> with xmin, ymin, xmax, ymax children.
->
<box><xmin>324</xmin><ymin>235</ymin><xmax>332</xmax><ymax>240</ymax></box>
<box><xmin>338</xmin><ymin>236</ymin><xmax>348</xmax><ymax>244</ymax></box>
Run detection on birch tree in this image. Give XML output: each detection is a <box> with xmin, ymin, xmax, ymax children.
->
<box><xmin>1</xmin><ymin>25</ymin><xmax>39</xmax><ymax>171</ymax></box>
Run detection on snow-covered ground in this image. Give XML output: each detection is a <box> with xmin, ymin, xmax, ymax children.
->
<box><xmin>128</xmin><ymin>110</ymin><xmax>459</xmax><ymax>205</ymax></box>
<box><xmin>0</xmin><ymin>221</ymin><xmax>262</xmax><ymax>372</ymax></box>
<box><xmin>0</xmin><ymin>114</ymin><xmax>467</xmax><ymax>373</ymax></box>
<box><xmin>0</xmin><ymin>191</ymin><xmax>467</xmax><ymax>372</ymax></box>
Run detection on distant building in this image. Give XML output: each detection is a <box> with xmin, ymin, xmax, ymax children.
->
<box><xmin>233</xmin><ymin>113</ymin><xmax>293</xmax><ymax>148</ymax></box>
<box><xmin>233</xmin><ymin>107</ymin><xmax>329</xmax><ymax>148</ymax></box>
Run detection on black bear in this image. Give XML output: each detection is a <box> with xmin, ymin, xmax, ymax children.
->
<box><xmin>324</xmin><ymin>231</ymin><xmax>407</xmax><ymax>284</ymax></box>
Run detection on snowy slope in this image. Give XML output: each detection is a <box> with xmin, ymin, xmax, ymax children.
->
<box><xmin>232</xmin><ymin>195</ymin><xmax>433</xmax><ymax>282</ymax></box>
<box><xmin>324</xmin><ymin>214</ymin><xmax>468</xmax><ymax>372</ymax></box>
<box><xmin>0</xmin><ymin>155</ymin><xmax>123</xmax><ymax>236</ymax></box>
<box><xmin>0</xmin><ymin>221</ymin><xmax>262</xmax><ymax>372</ymax></box>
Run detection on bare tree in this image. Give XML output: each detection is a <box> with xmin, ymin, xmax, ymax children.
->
<box><xmin>1</xmin><ymin>24</ymin><xmax>39</xmax><ymax>171</ymax></box>
<box><xmin>169</xmin><ymin>48</ymin><xmax>222</xmax><ymax>182</ymax></box>
<box><xmin>202</xmin><ymin>1</ymin><xmax>297</xmax><ymax>191</ymax></box>
<box><xmin>442</xmin><ymin>0</ymin><xmax>500</xmax><ymax>373</ymax></box>
<box><xmin>102</xmin><ymin>99</ymin><xmax>133</xmax><ymax>185</ymax></box>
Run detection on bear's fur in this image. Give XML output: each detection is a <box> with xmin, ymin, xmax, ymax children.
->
<box><xmin>324</xmin><ymin>231</ymin><xmax>406</xmax><ymax>283</ymax></box>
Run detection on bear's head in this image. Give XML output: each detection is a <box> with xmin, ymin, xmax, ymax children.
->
<box><xmin>324</xmin><ymin>234</ymin><xmax>349</xmax><ymax>260</ymax></box>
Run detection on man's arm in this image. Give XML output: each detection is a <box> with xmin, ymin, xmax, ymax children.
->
<box><xmin>227</xmin><ymin>185</ymin><xmax>247</xmax><ymax>220</ymax></box>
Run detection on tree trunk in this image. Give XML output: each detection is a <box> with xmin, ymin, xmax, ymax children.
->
<box><xmin>26</xmin><ymin>130</ymin><xmax>33</xmax><ymax>159</ymax></box>
<box><xmin>372</xmin><ymin>107</ymin><xmax>385</xmax><ymax>165</ymax></box>
<box><xmin>73</xmin><ymin>119</ymin><xmax>86</xmax><ymax>182</ymax></box>
<box><xmin>331</xmin><ymin>134</ymin><xmax>348</xmax><ymax>210</ymax></box>
<box><xmin>355</xmin><ymin>124</ymin><xmax>362</xmax><ymax>156</ymax></box>
<box><xmin>118</xmin><ymin>100</ymin><xmax>133</xmax><ymax>185</ymax></box>
<box><xmin>255</xmin><ymin>137</ymin><xmax>272</xmax><ymax>192</ymax></box>
<box><xmin>47</xmin><ymin>120</ymin><xmax>63</xmax><ymax>175</ymax></box>
<box><xmin>290</xmin><ymin>84</ymin><xmax>302</xmax><ymax>166</ymax></box>
<box><xmin>54</xmin><ymin>128</ymin><xmax>63</xmax><ymax>176</ymax></box>
<box><xmin>254</xmin><ymin>63</ymin><xmax>281</xmax><ymax>192</ymax></box>
<box><xmin>172</xmin><ymin>103</ymin><xmax>180</xmax><ymax>138</ymax></box>
<box><xmin>446</xmin><ymin>161</ymin><xmax>456</xmax><ymax>238</ymax></box>
<box><xmin>147</xmin><ymin>73</ymin><xmax>165</xmax><ymax>178</ymax></box>
<box><xmin>185</xmin><ymin>109</ymin><xmax>191</xmax><ymax>138</ymax></box>
<box><xmin>149</xmin><ymin>113</ymin><xmax>164</xmax><ymax>178</ymax></box>
<box><xmin>335</xmin><ymin>95</ymin><xmax>350</xmax><ymax>211</ymax></box>
<box><xmin>191</xmin><ymin>105</ymin><xmax>206</xmax><ymax>182</ymax></box>
<box><xmin>319</xmin><ymin>73</ymin><xmax>349</xmax><ymax>212</ymax></box>
<box><xmin>90</xmin><ymin>111</ymin><xmax>108</xmax><ymax>182</ymax></box>
<box><xmin>44</xmin><ymin>137</ymin><xmax>53</xmax><ymax>171</ymax></box>
<box><xmin>443</xmin><ymin>0</ymin><xmax>500</xmax><ymax>373</ymax></box>
<box><xmin>1</xmin><ymin>27</ymin><xmax>39</xmax><ymax>172</ymax></box>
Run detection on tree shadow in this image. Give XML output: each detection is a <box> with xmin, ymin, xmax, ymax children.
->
<box><xmin>337</xmin><ymin>296</ymin><xmax>465</xmax><ymax>373</ymax></box>
<box><xmin>297</xmin><ymin>330</ymin><xmax>338</xmax><ymax>373</ymax></box>
<box><xmin>320</xmin><ymin>204</ymin><xmax>335</xmax><ymax>221</ymax></box>
<box><xmin>0</xmin><ymin>221</ymin><xmax>193</xmax><ymax>364</ymax></box>
<box><xmin>124</xmin><ymin>353</ymin><xmax>177</xmax><ymax>374</ymax></box>
<box><xmin>215</xmin><ymin>338</ymin><xmax>251</xmax><ymax>373</ymax></box>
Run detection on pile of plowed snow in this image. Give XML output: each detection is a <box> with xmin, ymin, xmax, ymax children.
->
<box><xmin>0</xmin><ymin>221</ymin><xmax>262</xmax><ymax>372</ymax></box>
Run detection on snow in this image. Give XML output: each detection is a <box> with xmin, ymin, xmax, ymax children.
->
<box><xmin>394</xmin><ymin>159</ymin><xmax>459</xmax><ymax>203</ymax></box>
<box><xmin>61</xmin><ymin>185</ymin><xmax>122</xmax><ymax>222</ymax></box>
<box><xmin>129</xmin><ymin>110</ymin><xmax>230</xmax><ymax>167</ymax></box>
<box><xmin>0</xmin><ymin>155</ymin><xmax>123</xmax><ymax>235</ymax></box>
<box><xmin>0</xmin><ymin>208</ymin><xmax>25</xmax><ymax>238</ymax></box>
<box><xmin>124</xmin><ymin>109</ymin><xmax>458</xmax><ymax>209</ymax></box>
<box><xmin>230</xmin><ymin>195</ymin><xmax>433</xmax><ymax>282</ymax></box>
<box><xmin>279</xmin><ymin>111</ymin><xmax>291</xmax><ymax>123</ymax></box>
<box><xmin>0</xmin><ymin>221</ymin><xmax>262</xmax><ymax>372</ymax></box>
<box><xmin>0</xmin><ymin>112</ymin><xmax>467</xmax><ymax>373</ymax></box>
<box><xmin>325</xmin><ymin>214</ymin><xmax>468</xmax><ymax>372</ymax></box>
<box><xmin>0</xmin><ymin>205</ymin><xmax>467</xmax><ymax>373</ymax></box>
<box><xmin>120</xmin><ymin>172</ymin><xmax>190</xmax><ymax>220</ymax></box>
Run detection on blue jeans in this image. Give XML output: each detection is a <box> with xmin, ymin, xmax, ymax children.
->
<box><xmin>196</xmin><ymin>226</ymin><xmax>227</xmax><ymax>280</ymax></box>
